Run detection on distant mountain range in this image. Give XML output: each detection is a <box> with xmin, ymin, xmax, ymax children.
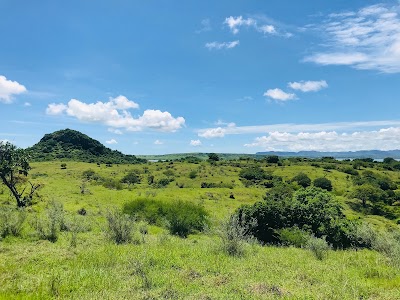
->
<box><xmin>256</xmin><ymin>150</ymin><xmax>400</xmax><ymax>159</ymax></box>
<box><xmin>27</xmin><ymin>129</ymin><xmax>145</xmax><ymax>164</ymax></box>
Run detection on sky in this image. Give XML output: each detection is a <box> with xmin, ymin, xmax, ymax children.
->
<box><xmin>1</xmin><ymin>0</ymin><xmax>400</xmax><ymax>155</ymax></box>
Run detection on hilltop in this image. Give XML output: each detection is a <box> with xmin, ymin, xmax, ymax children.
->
<box><xmin>27</xmin><ymin>129</ymin><xmax>145</xmax><ymax>164</ymax></box>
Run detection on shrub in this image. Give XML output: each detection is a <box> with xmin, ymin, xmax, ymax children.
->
<box><xmin>306</xmin><ymin>236</ymin><xmax>330</xmax><ymax>260</ymax></box>
<box><xmin>0</xmin><ymin>208</ymin><xmax>26</xmax><ymax>239</ymax></box>
<box><xmin>291</xmin><ymin>173</ymin><xmax>311</xmax><ymax>188</ymax></box>
<box><xmin>239</xmin><ymin>166</ymin><xmax>270</xmax><ymax>182</ymax></box>
<box><xmin>277</xmin><ymin>227</ymin><xmax>310</xmax><ymax>247</ymax></box>
<box><xmin>237</xmin><ymin>187</ymin><xmax>351</xmax><ymax>248</ymax></box>
<box><xmin>121</xmin><ymin>171</ymin><xmax>141</xmax><ymax>186</ymax></box>
<box><xmin>313</xmin><ymin>177</ymin><xmax>332</xmax><ymax>191</ymax></box>
<box><xmin>218</xmin><ymin>214</ymin><xmax>255</xmax><ymax>256</ymax></box>
<box><xmin>32</xmin><ymin>201</ymin><xmax>65</xmax><ymax>242</ymax></box>
<box><xmin>123</xmin><ymin>198</ymin><xmax>208</xmax><ymax>237</ymax></box>
<box><xmin>189</xmin><ymin>170</ymin><xmax>197</xmax><ymax>179</ymax></box>
<box><xmin>105</xmin><ymin>209</ymin><xmax>135</xmax><ymax>244</ymax></box>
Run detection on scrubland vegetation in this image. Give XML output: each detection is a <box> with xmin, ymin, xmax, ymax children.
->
<box><xmin>1</xmin><ymin>141</ymin><xmax>400</xmax><ymax>299</ymax></box>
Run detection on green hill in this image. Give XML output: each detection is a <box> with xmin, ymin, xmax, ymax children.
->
<box><xmin>27</xmin><ymin>128</ymin><xmax>145</xmax><ymax>164</ymax></box>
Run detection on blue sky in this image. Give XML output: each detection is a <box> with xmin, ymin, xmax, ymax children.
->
<box><xmin>1</xmin><ymin>0</ymin><xmax>400</xmax><ymax>155</ymax></box>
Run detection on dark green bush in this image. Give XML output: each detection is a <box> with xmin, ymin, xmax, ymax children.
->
<box><xmin>237</xmin><ymin>187</ymin><xmax>355</xmax><ymax>248</ymax></box>
<box><xmin>123</xmin><ymin>198</ymin><xmax>208</xmax><ymax>237</ymax></box>
<box><xmin>292</xmin><ymin>173</ymin><xmax>311</xmax><ymax>188</ymax></box>
<box><xmin>313</xmin><ymin>177</ymin><xmax>332</xmax><ymax>191</ymax></box>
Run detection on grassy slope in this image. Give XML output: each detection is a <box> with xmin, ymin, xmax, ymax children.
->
<box><xmin>1</xmin><ymin>160</ymin><xmax>400</xmax><ymax>299</ymax></box>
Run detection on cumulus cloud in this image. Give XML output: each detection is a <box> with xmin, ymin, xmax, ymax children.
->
<box><xmin>205</xmin><ymin>40</ymin><xmax>240</xmax><ymax>50</ymax></box>
<box><xmin>106</xmin><ymin>139</ymin><xmax>118</xmax><ymax>145</ymax></box>
<box><xmin>198</xmin><ymin>127</ymin><xmax>226</xmax><ymax>138</ymax></box>
<box><xmin>264</xmin><ymin>88</ymin><xmax>296</xmax><ymax>101</ymax></box>
<box><xmin>46</xmin><ymin>96</ymin><xmax>185</xmax><ymax>132</ymax></box>
<box><xmin>244</xmin><ymin>127</ymin><xmax>400</xmax><ymax>151</ymax></box>
<box><xmin>24</xmin><ymin>102</ymin><xmax>31</xmax><ymax>107</ymax></box>
<box><xmin>305</xmin><ymin>3</ymin><xmax>400</xmax><ymax>73</ymax></box>
<box><xmin>288</xmin><ymin>80</ymin><xmax>328</xmax><ymax>92</ymax></box>
<box><xmin>190</xmin><ymin>139</ymin><xmax>202</xmax><ymax>146</ymax></box>
<box><xmin>46</xmin><ymin>103</ymin><xmax>68</xmax><ymax>115</ymax></box>
<box><xmin>154</xmin><ymin>140</ymin><xmax>163</xmax><ymax>145</ymax></box>
<box><xmin>0</xmin><ymin>75</ymin><xmax>27</xmax><ymax>103</ymax></box>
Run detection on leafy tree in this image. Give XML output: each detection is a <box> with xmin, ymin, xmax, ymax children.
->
<box><xmin>353</xmin><ymin>184</ymin><xmax>383</xmax><ymax>208</ymax></box>
<box><xmin>313</xmin><ymin>177</ymin><xmax>332</xmax><ymax>191</ymax></box>
<box><xmin>239</xmin><ymin>166</ymin><xmax>270</xmax><ymax>182</ymax></box>
<box><xmin>121</xmin><ymin>171</ymin><xmax>141</xmax><ymax>186</ymax></box>
<box><xmin>0</xmin><ymin>142</ymin><xmax>40</xmax><ymax>207</ymax></box>
<box><xmin>292</xmin><ymin>172</ymin><xmax>311</xmax><ymax>188</ymax></box>
<box><xmin>208</xmin><ymin>153</ymin><xmax>220</xmax><ymax>162</ymax></box>
<box><xmin>265</xmin><ymin>155</ymin><xmax>279</xmax><ymax>164</ymax></box>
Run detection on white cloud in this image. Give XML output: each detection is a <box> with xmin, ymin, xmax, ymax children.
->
<box><xmin>112</xmin><ymin>95</ymin><xmax>139</xmax><ymax>109</ymax></box>
<box><xmin>46</xmin><ymin>103</ymin><xmax>68</xmax><ymax>115</ymax></box>
<box><xmin>190</xmin><ymin>139</ymin><xmax>202</xmax><ymax>146</ymax></box>
<box><xmin>45</xmin><ymin>96</ymin><xmax>185</xmax><ymax>132</ymax></box>
<box><xmin>264</xmin><ymin>88</ymin><xmax>296</xmax><ymax>101</ymax></box>
<box><xmin>244</xmin><ymin>127</ymin><xmax>400</xmax><ymax>151</ymax></box>
<box><xmin>205</xmin><ymin>40</ymin><xmax>240</xmax><ymax>50</ymax></box>
<box><xmin>224</xmin><ymin>16</ymin><xmax>280</xmax><ymax>36</ymax></box>
<box><xmin>197</xmin><ymin>120</ymin><xmax>400</xmax><ymax>138</ymax></box>
<box><xmin>259</xmin><ymin>25</ymin><xmax>276</xmax><ymax>34</ymax></box>
<box><xmin>0</xmin><ymin>75</ymin><xmax>27</xmax><ymax>103</ymax></box>
<box><xmin>198</xmin><ymin>127</ymin><xmax>226</xmax><ymax>138</ymax></box>
<box><xmin>23</xmin><ymin>102</ymin><xmax>31</xmax><ymax>107</ymax></box>
<box><xmin>106</xmin><ymin>139</ymin><xmax>118</xmax><ymax>145</ymax></box>
<box><xmin>288</xmin><ymin>80</ymin><xmax>328</xmax><ymax>92</ymax></box>
<box><xmin>108</xmin><ymin>128</ymin><xmax>123</xmax><ymax>135</ymax></box>
<box><xmin>224</xmin><ymin>16</ymin><xmax>256</xmax><ymax>34</ymax></box>
<box><xmin>154</xmin><ymin>140</ymin><xmax>163</xmax><ymax>145</ymax></box>
<box><xmin>305</xmin><ymin>3</ymin><xmax>400</xmax><ymax>73</ymax></box>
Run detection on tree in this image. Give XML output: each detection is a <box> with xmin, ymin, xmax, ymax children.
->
<box><xmin>0</xmin><ymin>142</ymin><xmax>39</xmax><ymax>207</ymax></box>
<box><xmin>208</xmin><ymin>153</ymin><xmax>220</xmax><ymax>162</ymax></box>
<box><xmin>292</xmin><ymin>172</ymin><xmax>311</xmax><ymax>188</ymax></box>
<box><xmin>313</xmin><ymin>177</ymin><xmax>332</xmax><ymax>191</ymax></box>
<box><xmin>353</xmin><ymin>184</ymin><xmax>382</xmax><ymax>208</ymax></box>
<box><xmin>121</xmin><ymin>171</ymin><xmax>141</xmax><ymax>186</ymax></box>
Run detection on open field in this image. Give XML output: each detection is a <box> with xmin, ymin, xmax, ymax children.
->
<box><xmin>1</xmin><ymin>158</ymin><xmax>400</xmax><ymax>299</ymax></box>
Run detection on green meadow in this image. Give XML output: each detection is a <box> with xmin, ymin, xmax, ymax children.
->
<box><xmin>1</xmin><ymin>157</ymin><xmax>400</xmax><ymax>299</ymax></box>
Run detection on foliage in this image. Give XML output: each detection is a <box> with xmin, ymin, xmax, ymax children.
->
<box><xmin>291</xmin><ymin>172</ymin><xmax>311</xmax><ymax>188</ymax></box>
<box><xmin>0</xmin><ymin>207</ymin><xmax>26</xmax><ymax>239</ymax></box>
<box><xmin>105</xmin><ymin>209</ymin><xmax>135</xmax><ymax>244</ymax></box>
<box><xmin>218</xmin><ymin>214</ymin><xmax>255</xmax><ymax>256</ymax></box>
<box><xmin>237</xmin><ymin>187</ymin><xmax>355</xmax><ymax>248</ymax></box>
<box><xmin>313</xmin><ymin>177</ymin><xmax>332</xmax><ymax>191</ymax></box>
<box><xmin>32</xmin><ymin>201</ymin><xmax>65</xmax><ymax>242</ymax></box>
<box><xmin>123</xmin><ymin>198</ymin><xmax>208</xmax><ymax>237</ymax></box>
<box><xmin>0</xmin><ymin>141</ymin><xmax>36</xmax><ymax>207</ymax></box>
<box><xmin>239</xmin><ymin>166</ymin><xmax>272</xmax><ymax>186</ymax></box>
<box><xmin>305</xmin><ymin>236</ymin><xmax>331</xmax><ymax>260</ymax></box>
<box><xmin>121</xmin><ymin>171</ymin><xmax>141</xmax><ymax>185</ymax></box>
<box><xmin>265</xmin><ymin>155</ymin><xmax>279</xmax><ymax>163</ymax></box>
<box><xmin>208</xmin><ymin>153</ymin><xmax>220</xmax><ymax>162</ymax></box>
<box><xmin>188</xmin><ymin>170</ymin><xmax>197</xmax><ymax>179</ymax></box>
<box><xmin>276</xmin><ymin>227</ymin><xmax>310</xmax><ymax>247</ymax></box>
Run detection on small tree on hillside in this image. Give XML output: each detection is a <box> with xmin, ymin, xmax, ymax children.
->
<box><xmin>0</xmin><ymin>142</ymin><xmax>40</xmax><ymax>207</ymax></box>
<box><xmin>313</xmin><ymin>177</ymin><xmax>332</xmax><ymax>191</ymax></box>
<box><xmin>208</xmin><ymin>153</ymin><xmax>220</xmax><ymax>162</ymax></box>
<box><xmin>292</xmin><ymin>172</ymin><xmax>311</xmax><ymax>188</ymax></box>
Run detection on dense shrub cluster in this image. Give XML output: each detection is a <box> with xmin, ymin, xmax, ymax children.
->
<box><xmin>123</xmin><ymin>198</ymin><xmax>208</xmax><ymax>237</ymax></box>
<box><xmin>236</xmin><ymin>187</ymin><xmax>358</xmax><ymax>249</ymax></box>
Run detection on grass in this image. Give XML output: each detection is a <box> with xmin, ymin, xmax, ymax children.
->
<box><xmin>1</xmin><ymin>159</ymin><xmax>400</xmax><ymax>299</ymax></box>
